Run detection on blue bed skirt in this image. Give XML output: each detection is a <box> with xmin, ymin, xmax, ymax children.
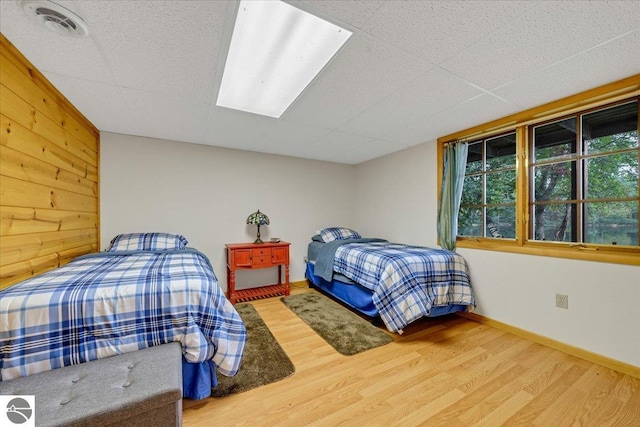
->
<box><xmin>182</xmin><ymin>359</ymin><xmax>218</xmax><ymax>400</ymax></box>
<box><xmin>305</xmin><ymin>262</ymin><xmax>378</xmax><ymax>317</ymax></box>
<box><xmin>305</xmin><ymin>262</ymin><xmax>468</xmax><ymax>320</ymax></box>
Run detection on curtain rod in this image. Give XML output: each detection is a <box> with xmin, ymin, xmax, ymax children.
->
<box><xmin>444</xmin><ymin>138</ymin><xmax>470</xmax><ymax>146</ymax></box>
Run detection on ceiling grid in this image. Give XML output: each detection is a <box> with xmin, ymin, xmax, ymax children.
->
<box><xmin>1</xmin><ymin>0</ymin><xmax>638</xmax><ymax>164</ymax></box>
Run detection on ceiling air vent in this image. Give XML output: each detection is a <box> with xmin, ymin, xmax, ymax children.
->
<box><xmin>18</xmin><ymin>0</ymin><xmax>89</xmax><ymax>37</ymax></box>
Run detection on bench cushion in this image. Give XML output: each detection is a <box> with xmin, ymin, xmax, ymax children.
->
<box><xmin>0</xmin><ymin>343</ymin><xmax>183</xmax><ymax>427</ymax></box>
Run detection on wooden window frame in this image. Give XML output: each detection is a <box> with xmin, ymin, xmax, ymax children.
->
<box><xmin>437</xmin><ymin>74</ymin><xmax>640</xmax><ymax>266</ymax></box>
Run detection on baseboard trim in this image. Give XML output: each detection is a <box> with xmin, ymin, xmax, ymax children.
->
<box><xmin>457</xmin><ymin>311</ymin><xmax>640</xmax><ymax>379</ymax></box>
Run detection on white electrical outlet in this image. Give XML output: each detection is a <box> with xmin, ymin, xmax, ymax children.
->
<box><xmin>556</xmin><ymin>293</ymin><xmax>569</xmax><ymax>309</ymax></box>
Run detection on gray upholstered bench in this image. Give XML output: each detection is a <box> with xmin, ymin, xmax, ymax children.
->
<box><xmin>0</xmin><ymin>343</ymin><xmax>183</xmax><ymax>427</ymax></box>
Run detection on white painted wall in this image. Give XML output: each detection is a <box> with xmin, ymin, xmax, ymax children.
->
<box><xmin>100</xmin><ymin>132</ymin><xmax>355</xmax><ymax>290</ymax></box>
<box><xmin>354</xmin><ymin>142</ymin><xmax>438</xmax><ymax>245</ymax></box>
<box><xmin>101</xmin><ymin>132</ymin><xmax>639</xmax><ymax>367</ymax></box>
<box><xmin>354</xmin><ymin>141</ymin><xmax>640</xmax><ymax>368</ymax></box>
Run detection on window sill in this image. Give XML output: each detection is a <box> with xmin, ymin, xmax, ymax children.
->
<box><xmin>456</xmin><ymin>237</ymin><xmax>640</xmax><ymax>266</ymax></box>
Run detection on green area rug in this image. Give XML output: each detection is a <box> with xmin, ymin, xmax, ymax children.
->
<box><xmin>281</xmin><ymin>292</ymin><xmax>393</xmax><ymax>356</ymax></box>
<box><xmin>211</xmin><ymin>303</ymin><xmax>294</xmax><ymax>397</ymax></box>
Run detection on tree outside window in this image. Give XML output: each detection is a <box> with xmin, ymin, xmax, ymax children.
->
<box><xmin>530</xmin><ymin>101</ymin><xmax>639</xmax><ymax>246</ymax></box>
<box><xmin>458</xmin><ymin>132</ymin><xmax>517</xmax><ymax>239</ymax></box>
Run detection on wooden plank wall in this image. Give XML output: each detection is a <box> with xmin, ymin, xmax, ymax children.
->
<box><xmin>0</xmin><ymin>33</ymin><xmax>100</xmax><ymax>289</ymax></box>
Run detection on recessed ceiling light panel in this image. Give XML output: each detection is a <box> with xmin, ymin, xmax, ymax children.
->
<box><xmin>216</xmin><ymin>0</ymin><xmax>352</xmax><ymax>118</ymax></box>
<box><xmin>18</xmin><ymin>0</ymin><xmax>90</xmax><ymax>37</ymax></box>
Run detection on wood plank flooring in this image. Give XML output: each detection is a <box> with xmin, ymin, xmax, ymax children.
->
<box><xmin>183</xmin><ymin>287</ymin><xmax>640</xmax><ymax>426</ymax></box>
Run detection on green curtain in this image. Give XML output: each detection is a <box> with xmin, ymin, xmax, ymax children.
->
<box><xmin>438</xmin><ymin>142</ymin><xmax>468</xmax><ymax>251</ymax></box>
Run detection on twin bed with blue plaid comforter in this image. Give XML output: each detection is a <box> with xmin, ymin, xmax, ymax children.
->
<box><xmin>0</xmin><ymin>247</ymin><xmax>246</xmax><ymax>400</ymax></box>
<box><xmin>309</xmin><ymin>239</ymin><xmax>475</xmax><ymax>333</ymax></box>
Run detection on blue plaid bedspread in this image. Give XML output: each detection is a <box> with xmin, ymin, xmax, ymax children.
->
<box><xmin>332</xmin><ymin>241</ymin><xmax>475</xmax><ymax>333</ymax></box>
<box><xmin>0</xmin><ymin>248</ymin><xmax>246</xmax><ymax>382</ymax></box>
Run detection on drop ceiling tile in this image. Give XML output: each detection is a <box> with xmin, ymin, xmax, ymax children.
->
<box><xmin>260</xmin><ymin>120</ymin><xmax>332</xmax><ymax>158</ymax></box>
<box><xmin>307</xmin><ymin>131</ymin><xmax>390</xmax><ymax>163</ymax></box>
<box><xmin>338</xmin><ymin>67</ymin><xmax>484</xmax><ymax>139</ymax></box>
<box><xmin>43</xmin><ymin>73</ymin><xmax>135</xmax><ymax>134</ymax></box>
<box><xmin>289</xmin><ymin>0</ymin><xmax>385</xmax><ymax>28</ymax></box>
<box><xmin>296</xmin><ymin>131</ymin><xmax>403</xmax><ymax>164</ymax></box>
<box><xmin>270</xmin><ymin>130</ymin><xmax>363</xmax><ymax>161</ymax></box>
<box><xmin>495</xmin><ymin>30</ymin><xmax>640</xmax><ymax>110</ymax></box>
<box><xmin>76</xmin><ymin>0</ymin><xmax>228</xmax><ymax>104</ymax></box>
<box><xmin>203</xmin><ymin>107</ymin><xmax>278</xmax><ymax>152</ymax></box>
<box><xmin>122</xmin><ymin>89</ymin><xmax>209</xmax><ymax>144</ymax></box>
<box><xmin>441</xmin><ymin>1</ymin><xmax>640</xmax><ymax>90</ymax></box>
<box><xmin>386</xmin><ymin>94</ymin><xmax>519</xmax><ymax>144</ymax></box>
<box><xmin>0</xmin><ymin>1</ymin><xmax>114</xmax><ymax>84</ymax></box>
<box><xmin>362</xmin><ymin>1</ymin><xmax>540</xmax><ymax>64</ymax></box>
<box><xmin>284</xmin><ymin>31</ymin><xmax>434</xmax><ymax>130</ymax></box>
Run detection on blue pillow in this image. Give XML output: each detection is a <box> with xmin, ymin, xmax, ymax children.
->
<box><xmin>107</xmin><ymin>233</ymin><xmax>188</xmax><ymax>252</ymax></box>
<box><xmin>318</xmin><ymin>227</ymin><xmax>362</xmax><ymax>243</ymax></box>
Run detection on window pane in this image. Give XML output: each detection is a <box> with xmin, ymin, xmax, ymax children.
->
<box><xmin>487</xmin><ymin>170</ymin><xmax>516</xmax><ymax>204</ymax></box>
<box><xmin>466</xmin><ymin>142</ymin><xmax>483</xmax><ymax>174</ymax></box>
<box><xmin>584</xmin><ymin>201</ymin><xmax>638</xmax><ymax>246</ymax></box>
<box><xmin>533</xmin><ymin>118</ymin><xmax>577</xmax><ymax>162</ymax></box>
<box><xmin>486</xmin><ymin>133</ymin><xmax>516</xmax><ymax>170</ymax></box>
<box><xmin>461</xmin><ymin>175</ymin><xmax>482</xmax><ymax>205</ymax></box>
<box><xmin>586</xmin><ymin>130</ymin><xmax>639</xmax><ymax>154</ymax></box>
<box><xmin>532</xmin><ymin>203</ymin><xmax>576</xmax><ymax>242</ymax></box>
<box><xmin>533</xmin><ymin>161</ymin><xmax>576</xmax><ymax>202</ymax></box>
<box><xmin>458</xmin><ymin>207</ymin><xmax>482</xmax><ymax>237</ymax></box>
<box><xmin>583</xmin><ymin>101</ymin><xmax>638</xmax><ymax>154</ymax></box>
<box><xmin>459</xmin><ymin>132</ymin><xmax>519</xmax><ymax>240</ymax></box>
<box><xmin>486</xmin><ymin>206</ymin><xmax>516</xmax><ymax>239</ymax></box>
<box><xmin>585</xmin><ymin>152</ymin><xmax>639</xmax><ymax>200</ymax></box>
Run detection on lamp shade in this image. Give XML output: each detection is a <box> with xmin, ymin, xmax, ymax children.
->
<box><xmin>246</xmin><ymin>209</ymin><xmax>269</xmax><ymax>226</ymax></box>
<box><xmin>246</xmin><ymin>209</ymin><xmax>269</xmax><ymax>244</ymax></box>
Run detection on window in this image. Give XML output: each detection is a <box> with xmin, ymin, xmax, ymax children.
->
<box><xmin>530</xmin><ymin>101</ymin><xmax>638</xmax><ymax>246</ymax></box>
<box><xmin>459</xmin><ymin>132</ymin><xmax>517</xmax><ymax>239</ymax></box>
<box><xmin>438</xmin><ymin>75</ymin><xmax>640</xmax><ymax>265</ymax></box>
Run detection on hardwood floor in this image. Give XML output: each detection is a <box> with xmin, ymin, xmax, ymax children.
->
<box><xmin>183</xmin><ymin>286</ymin><xmax>640</xmax><ymax>426</ymax></box>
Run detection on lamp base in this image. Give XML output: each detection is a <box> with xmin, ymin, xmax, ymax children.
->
<box><xmin>254</xmin><ymin>225</ymin><xmax>265</xmax><ymax>244</ymax></box>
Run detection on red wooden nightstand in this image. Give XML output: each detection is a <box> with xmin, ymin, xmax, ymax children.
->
<box><xmin>225</xmin><ymin>242</ymin><xmax>290</xmax><ymax>304</ymax></box>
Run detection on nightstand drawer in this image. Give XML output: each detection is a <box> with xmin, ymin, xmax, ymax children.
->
<box><xmin>253</xmin><ymin>256</ymin><xmax>271</xmax><ymax>266</ymax></box>
<box><xmin>252</xmin><ymin>248</ymin><xmax>272</xmax><ymax>258</ymax></box>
